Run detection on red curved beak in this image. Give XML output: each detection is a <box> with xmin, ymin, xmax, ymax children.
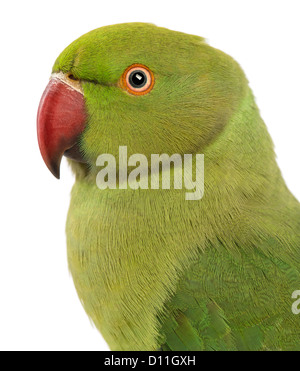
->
<box><xmin>37</xmin><ymin>75</ymin><xmax>87</xmax><ymax>179</ymax></box>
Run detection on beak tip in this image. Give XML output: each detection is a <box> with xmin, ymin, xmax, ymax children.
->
<box><xmin>52</xmin><ymin>169</ymin><xmax>61</xmax><ymax>180</ymax></box>
<box><xmin>49</xmin><ymin>159</ymin><xmax>61</xmax><ymax>179</ymax></box>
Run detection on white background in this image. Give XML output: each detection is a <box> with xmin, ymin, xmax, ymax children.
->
<box><xmin>0</xmin><ymin>0</ymin><xmax>299</xmax><ymax>350</ymax></box>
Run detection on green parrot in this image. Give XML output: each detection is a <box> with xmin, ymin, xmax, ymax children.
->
<box><xmin>37</xmin><ymin>23</ymin><xmax>300</xmax><ymax>351</ymax></box>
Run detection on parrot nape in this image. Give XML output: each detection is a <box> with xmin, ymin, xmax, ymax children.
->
<box><xmin>37</xmin><ymin>23</ymin><xmax>300</xmax><ymax>351</ymax></box>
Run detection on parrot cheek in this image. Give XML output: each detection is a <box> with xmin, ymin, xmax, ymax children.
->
<box><xmin>37</xmin><ymin>76</ymin><xmax>87</xmax><ymax>179</ymax></box>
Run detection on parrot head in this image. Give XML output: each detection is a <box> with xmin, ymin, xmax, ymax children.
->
<box><xmin>37</xmin><ymin>23</ymin><xmax>247</xmax><ymax>179</ymax></box>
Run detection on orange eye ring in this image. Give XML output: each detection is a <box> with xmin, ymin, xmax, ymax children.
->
<box><xmin>120</xmin><ymin>64</ymin><xmax>155</xmax><ymax>95</ymax></box>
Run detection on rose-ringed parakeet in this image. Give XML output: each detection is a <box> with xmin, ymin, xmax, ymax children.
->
<box><xmin>37</xmin><ymin>23</ymin><xmax>300</xmax><ymax>350</ymax></box>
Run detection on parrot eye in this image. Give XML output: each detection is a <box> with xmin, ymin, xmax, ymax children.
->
<box><xmin>121</xmin><ymin>64</ymin><xmax>154</xmax><ymax>95</ymax></box>
<box><xmin>129</xmin><ymin>70</ymin><xmax>147</xmax><ymax>88</ymax></box>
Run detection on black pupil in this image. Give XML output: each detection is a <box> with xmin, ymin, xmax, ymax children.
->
<box><xmin>129</xmin><ymin>70</ymin><xmax>147</xmax><ymax>88</ymax></box>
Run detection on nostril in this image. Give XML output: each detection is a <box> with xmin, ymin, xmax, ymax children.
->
<box><xmin>67</xmin><ymin>73</ymin><xmax>78</xmax><ymax>81</ymax></box>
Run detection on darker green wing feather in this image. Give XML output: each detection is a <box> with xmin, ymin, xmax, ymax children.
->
<box><xmin>158</xmin><ymin>236</ymin><xmax>300</xmax><ymax>351</ymax></box>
